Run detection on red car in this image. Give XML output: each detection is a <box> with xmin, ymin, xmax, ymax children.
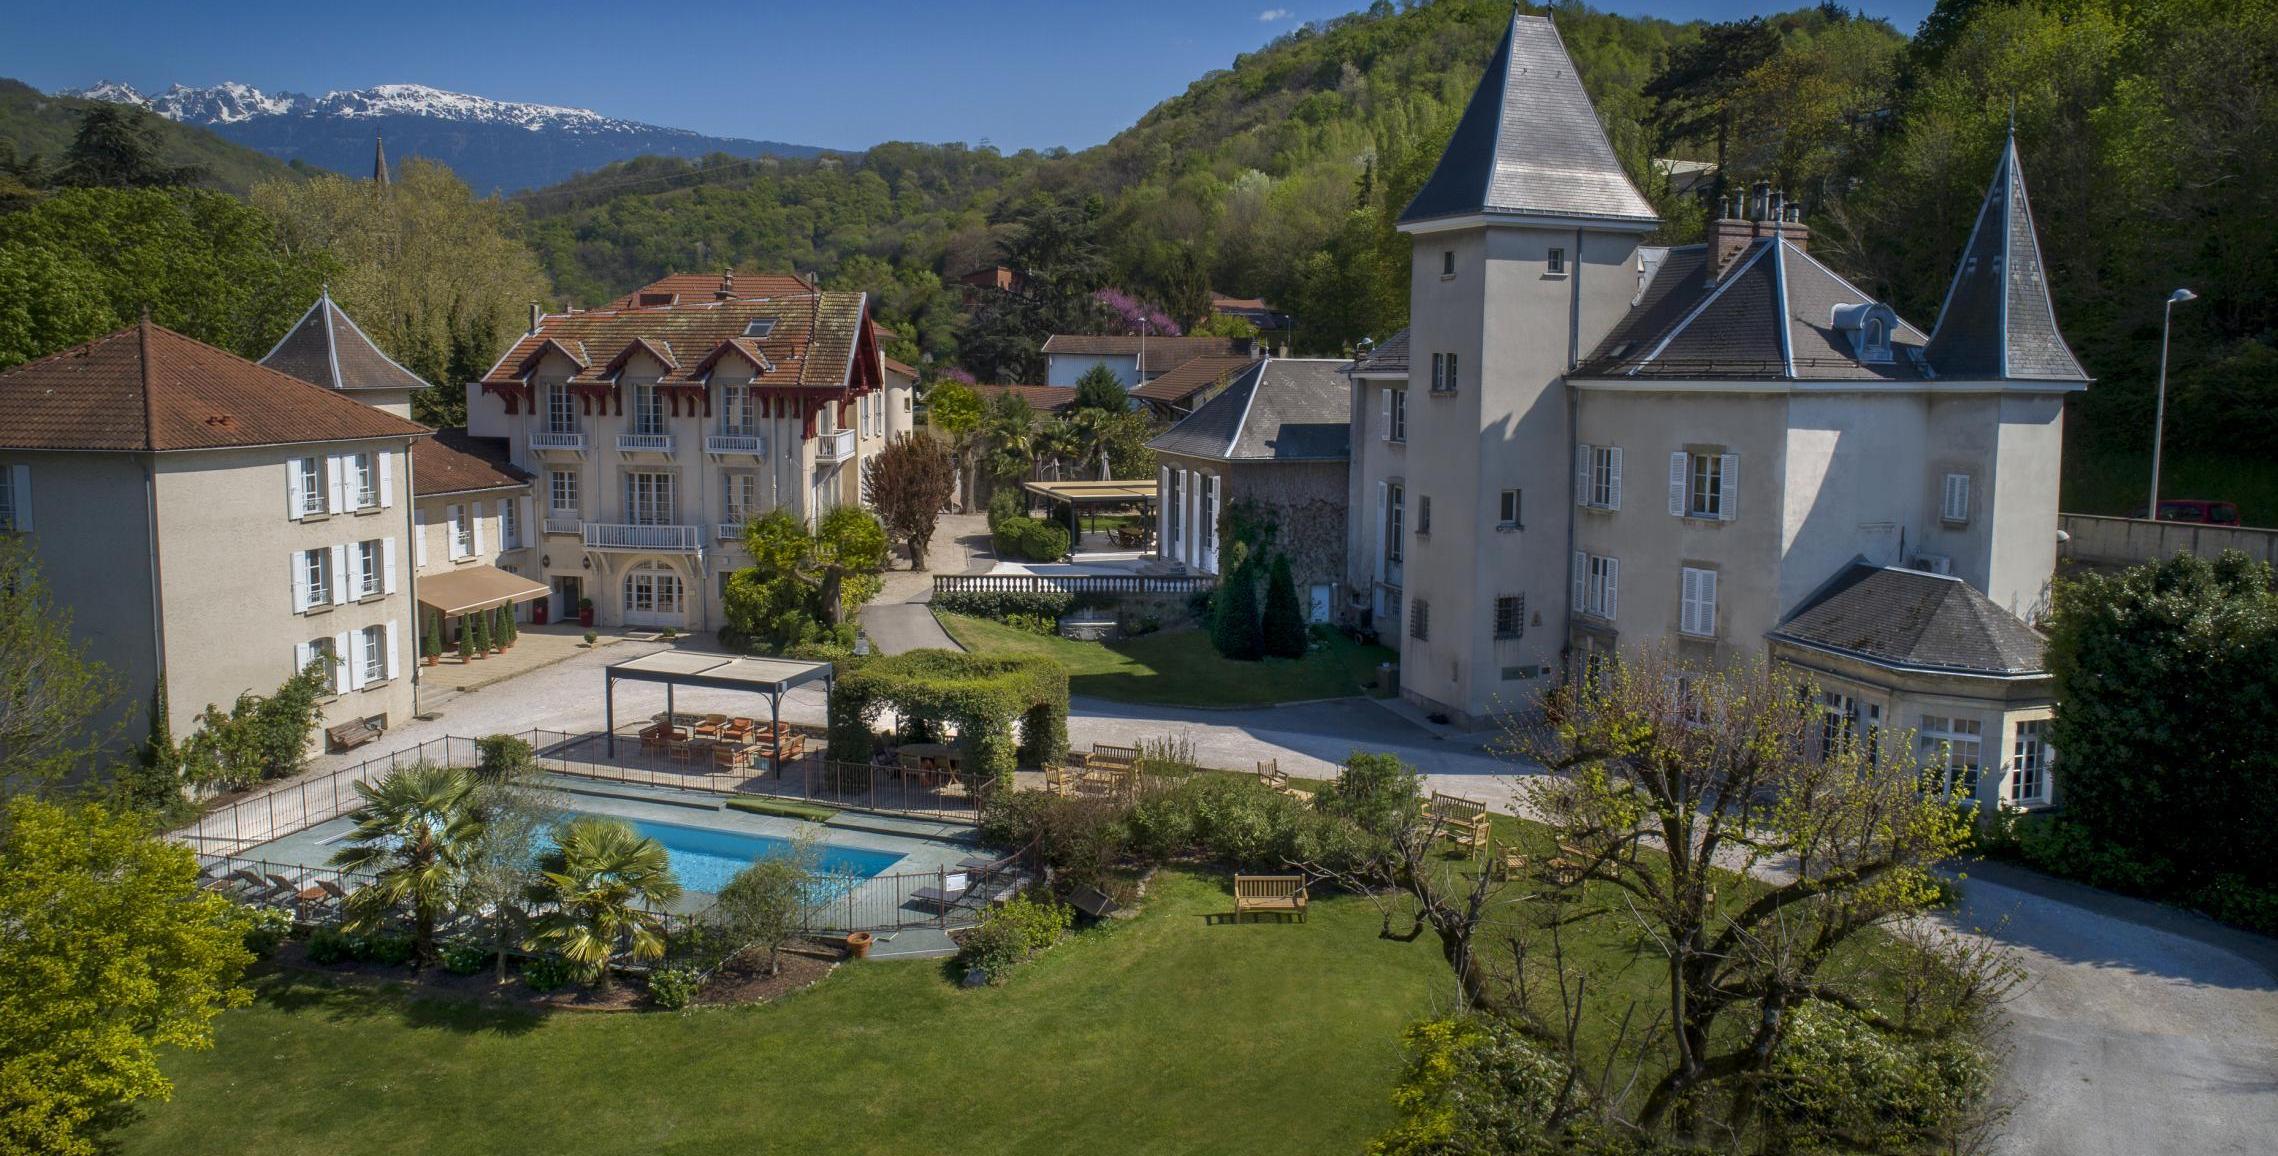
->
<box><xmin>2132</xmin><ymin>499</ymin><xmax>2242</xmax><ymax>524</ymax></box>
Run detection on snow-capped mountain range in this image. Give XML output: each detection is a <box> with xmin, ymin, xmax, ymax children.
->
<box><xmin>63</xmin><ymin>80</ymin><xmax>832</xmax><ymax>192</ymax></box>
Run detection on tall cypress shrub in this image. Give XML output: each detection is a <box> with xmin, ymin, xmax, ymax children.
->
<box><xmin>1212</xmin><ymin>558</ymin><xmax>1263</xmax><ymax>661</ymax></box>
<box><xmin>1262</xmin><ymin>553</ymin><xmax>1307</xmax><ymax>659</ymax></box>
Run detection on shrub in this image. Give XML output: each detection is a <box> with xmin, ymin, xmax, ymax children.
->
<box><xmin>933</xmin><ymin>589</ymin><xmax>1075</xmax><ymax>622</ymax></box>
<box><xmin>1760</xmin><ymin>1003</ymin><xmax>1992</xmax><ymax>1152</ymax></box>
<box><xmin>1212</xmin><ymin>558</ymin><xmax>1263</xmax><ymax>660</ymax></box>
<box><xmin>439</xmin><ymin>941</ymin><xmax>490</xmax><ymax>975</ymax></box>
<box><xmin>958</xmin><ymin>892</ymin><xmax>1072</xmax><ymax>983</ymax></box>
<box><xmin>1372</xmin><ymin>1017</ymin><xmax>1615</xmax><ymax>1155</ymax></box>
<box><xmin>986</xmin><ymin>488</ymin><xmax>1024</xmax><ymax>531</ymax></box>
<box><xmin>724</xmin><ymin>797</ymin><xmax>837</xmax><ymax>822</ymax></box>
<box><xmin>305</xmin><ymin>926</ymin><xmax>355</xmax><ymax>965</ymax></box>
<box><xmin>356</xmin><ymin>933</ymin><xmax>416</xmax><ymax>967</ymax></box>
<box><xmin>647</xmin><ymin>966</ymin><xmax>700</xmax><ymax>1009</ymax></box>
<box><xmin>1261</xmin><ymin>554</ymin><xmax>1306</xmax><ymax>659</ymax></box>
<box><xmin>1316</xmin><ymin>751</ymin><xmax>1423</xmax><ymax>840</ymax></box>
<box><xmin>992</xmin><ymin>515</ymin><xmax>1071</xmax><ymax>562</ymax></box>
<box><xmin>240</xmin><ymin>906</ymin><xmax>292</xmax><ymax>959</ymax></box>
<box><xmin>1002</xmin><ymin>612</ymin><xmax>1059</xmax><ymax>636</ymax></box>
<box><xmin>582</xmin><ymin>630</ymin><xmax>598</xmax><ymax>646</ymax></box>
<box><xmin>474</xmin><ymin>733</ymin><xmax>534</xmax><ymax>781</ymax></box>
<box><xmin>520</xmin><ymin>955</ymin><xmax>576</xmax><ymax>992</ymax></box>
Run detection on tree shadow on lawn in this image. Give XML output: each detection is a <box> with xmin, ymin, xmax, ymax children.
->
<box><xmin>255</xmin><ymin>969</ymin><xmax>544</xmax><ymax>1037</ymax></box>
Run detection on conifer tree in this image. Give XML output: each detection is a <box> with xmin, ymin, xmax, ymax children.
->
<box><xmin>1262</xmin><ymin>553</ymin><xmax>1307</xmax><ymax>659</ymax></box>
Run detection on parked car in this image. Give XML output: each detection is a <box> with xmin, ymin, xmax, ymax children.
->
<box><xmin>2131</xmin><ymin>499</ymin><xmax>2242</xmax><ymax>524</ymax></box>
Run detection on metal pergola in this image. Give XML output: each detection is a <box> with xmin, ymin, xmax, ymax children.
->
<box><xmin>1020</xmin><ymin>478</ymin><xmax>1159</xmax><ymax>546</ymax></box>
<box><xmin>602</xmin><ymin>651</ymin><xmax>835</xmax><ymax>757</ymax></box>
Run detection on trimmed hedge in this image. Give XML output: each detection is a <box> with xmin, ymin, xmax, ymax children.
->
<box><xmin>725</xmin><ymin>797</ymin><xmax>838</xmax><ymax>823</ymax></box>
<box><xmin>829</xmin><ymin>648</ymin><xmax>1070</xmax><ymax>785</ymax></box>
<box><xmin>993</xmin><ymin>516</ymin><xmax>1071</xmax><ymax>563</ymax></box>
<box><xmin>932</xmin><ymin>589</ymin><xmax>1077</xmax><ymax>622</ymax></box>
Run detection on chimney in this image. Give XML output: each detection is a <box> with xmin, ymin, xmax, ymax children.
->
<box><xmin>1707</xmin><ymin>180</ymin><xmax>1810</xmax><ymax>276</ymax></box>
<box><xmin>528</xmin><ymin>302</ymin><xmax>541</xmax><ymax>334</ymax></box>
<box><xmin>716</xmin><ymin>269</ymin><xmax>736</xmax><ymax>301</ymax></box>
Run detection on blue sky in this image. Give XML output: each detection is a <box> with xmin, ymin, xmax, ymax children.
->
<box><xmin>3</xmin><ymin>1</ymin><xmax>1934</xmax><ymax>152</ymax></box>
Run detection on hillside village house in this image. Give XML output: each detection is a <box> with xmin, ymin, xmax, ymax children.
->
<box><xmin>0</xmin><ymin>319</ymin><xmax>429</xmax><ymax>750</ymax></box>
<box><xmin>464</xmin><ymin>275</ymin><xmax>910</xmax><ymax>631</ymax></box>
<box><xmin>263</xmin><ymin>294</ymin><xmax>549</xmax><ymax>642</ymax></box>
<box><xmin>1041</xmin><ymin>334</ymin><xmax>1251</xmax><ymax>388</ymax></box>
<box><xmin>1345</xmin><ymin>12</ymin><xmax>2079</xmax><ymax>812</ymax></box>
<box><xmin>1149</xmin><ymin>359</ymin><xmax>1352</xmax><ymax>620</ymax></box>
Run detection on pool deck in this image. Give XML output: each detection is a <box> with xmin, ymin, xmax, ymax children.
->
<box><xmin>227</xmin><ymin>775</ymin><xmax>989</xmax><ymax>921</ymax></box>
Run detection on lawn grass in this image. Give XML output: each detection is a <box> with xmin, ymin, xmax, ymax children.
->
<box><xmin>937</xmin><ymin>613</ymin><xmax>1396</xmax><ymax>708</ymax></box>
<box><xmin>118</xmin><ymin>870</ymin><xmax>1447</xmax><ymax>1156</ymax></box>
<box><xmin>724</xmin><ymin>797</ymin><xmax>838</xmax><ymax>822</ymax></box>
<box><xmin>2062</xmin><ymin>443</ymin><xmax>2278</xmax><ymax>527</ymax></box>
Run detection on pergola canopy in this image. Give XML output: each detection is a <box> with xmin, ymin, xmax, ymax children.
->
<box><xmin>1019</xmin><ymin>478</ymin><xmax>1157</xmax><ymax>506</ymax></box>
<box><xmin>418</xmin><ymin>565</ymin><xmax>550</xmax><ymax>616</ymax></box>
<box><xmin>602</xmin><ymin>650</ymin><xmax>836</xmax><ymax>757</ymax></box>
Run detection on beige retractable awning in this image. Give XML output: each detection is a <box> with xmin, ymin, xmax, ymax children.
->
<box><xmin>417</xmin><ymin>565</ymin><xmax>550</xmax><ymax>616</ymax></box>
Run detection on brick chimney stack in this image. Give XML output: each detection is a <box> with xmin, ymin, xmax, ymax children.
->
<box><xmin>1707</xmin><ymin>179</ymin><xmax>1811</xmax><ymax>276</ymax></box>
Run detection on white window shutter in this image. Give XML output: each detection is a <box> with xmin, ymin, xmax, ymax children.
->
<box><xmin>331</xmin><ymin>544</ymin><xmax>350</xmax><ymax>605</ymax></box>
<box><xmin>1603</xmin><ymin>558</ymin><xmax>1619</xmax><ymax>621</ymax></box>
<box><xmin>287</xmin><ymin>460</ymin><xmax>306</xmax><ymax>520</ymax></box>
<box><xmin>1700</xmin><ymin>568</ymin><xmax>1717</xmax><ymax>633</ymax></box>
<box><xmin>414</xmin><ymin>508</ymin><xmax>428</xmax><ymax>566</ymax></box>
<box><xmin>291</xmin><ymin>551</ymin><xmax>310</xmax><ymax>612</ymax></box>
<box><xmin>498</xmin><ymin>499</ymin><xmax>512</xmax><ymax>548</ymax></box>
<box><xmin>385</xmin><ymin>620</ymin><xmax>401</xmax><ymax>681</ymax></box>
<box><xmin>326</xmin><ymin>454</ymin><xmax>345</xmax><ymax>513</ymax></box>
<box><xmin>521</xmin><ymin>497</ymin><xmax>535</xmax><ymax>545</ymax></box>
<box><xmin>378</xmin><ymin>450</ymin><xmax>395</xmax><ymax>509</ymax></box>
<box><xmin>333</xmin><ymin>631</ymin><xmax>351</xmax><ymax>694</ymax></box>
<box><xmin>1575</xmin><ymin>444</ymin><xmax>1591</xmax><ymax>506</ymax></box>
<box><xmin>472</xmin><ymin>505</ymin><xmax>485</xmax><ymax>555</ymax></box>
<box><xmin>1374</xmin><ymin>481</ymin><xmax>1388</xmax><ymax>584</ymax></box>
<box><xmin>446</xmin><ymin>505</ymin><xmax>463</xmax><ymax>558</ymax></box>
<box><xmin>1158</xmin><ymin>465</ymin><xmax>1170</xmax><ymax>543</ymax></box>
<box><xmin>1572</xmin><ymin>551</ymin><xmax>1586</xmax><ymax>612</ymax></box>
<box><xmin>1607</xmin><ymin>447</ymin><xmax>1623</xmax><ymax>510</ymax></box>
<box><xmin>294</xmin><ymin>639</ymin><xmax>313</xmax><ymax>675</ymax></box>
<box><xmin>1681</xmin><ymin>567</ymin><xmax>1700</xmax><ymax>634</ymax></box>
<box><xmin>1668</xmin><ymin>452</ymin><xmax>1688</xmax><ymax>517</ymax></box>
<box><xmin>1720</xmin><ymin>454</ymin><xmax>1739</xmax><ymax>522</ymax></box>
<box><xmin>1379</xmin><ymin>388</ymin><xmax>1392</xmax><ymax>441</ymax></box>
<box><xmin>350</xmin><ymin>630</ymin><xmax>370</xmax><ymax>690</ymax></box>
<box><xmin>382</xmin><ymin>537</ymin><xmax>398</xmax><ymax>595</ymax></box>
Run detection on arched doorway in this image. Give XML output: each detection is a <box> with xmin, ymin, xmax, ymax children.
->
<box><xmin>621</xmin><ymin>561</ymin><xmax>686</xmax><ymax>630</ymax></box>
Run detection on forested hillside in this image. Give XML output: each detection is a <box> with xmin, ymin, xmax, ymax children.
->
<box><xmin>0</xmin><ymin>79</ymin><xmax>300</xmax><ymax>197</ymax></box>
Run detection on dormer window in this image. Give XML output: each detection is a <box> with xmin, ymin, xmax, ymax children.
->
<box><xmin>1833</xmin><ymin>302</ymin><xmax>1898</xmax><ymax>365</ymax></box>
<box><xmin>743</xmin><ymin>319</ymin><xmax>776</xmax><ymax>339</ymax></box>
<box><xmin>637</xmin><ymin>292</ymin><xmax>675</xmax><ymax>307</ymax></box>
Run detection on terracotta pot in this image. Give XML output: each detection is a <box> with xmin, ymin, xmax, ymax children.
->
<box><xmin>423</xmin><ymin>655</ymin><xmax>438</xmax><ymax>667</ymax></box>
<box><xmin>578</xmin><ymin>608</ymin><xmax>596</xmax><ymax>628</ymax></box>
<box><xmin>845</xmin><ymin>931</ymin><xmax>875</xmax><ymax>960</ymax></box>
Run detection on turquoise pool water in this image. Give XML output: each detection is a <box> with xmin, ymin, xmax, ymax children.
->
<box><xmin>602</xmin><ymin>815</ymin><xmax>905</xmax><ymax>895</ymax></box>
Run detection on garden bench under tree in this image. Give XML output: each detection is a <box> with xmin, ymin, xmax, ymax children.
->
<box><xmin>1232</xmin><ymin>875</ymin><xmax>1309</xmax><ymax>922</ymax></box>
<box><xmin>1426</xmin><ymin>792</ymin><xmax>1493</xmax><ymax>858</ymax></box>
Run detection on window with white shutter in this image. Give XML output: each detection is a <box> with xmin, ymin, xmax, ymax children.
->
<box><xmin>377</xmin><ymin>450</ymin><xmax>395</xmax><ymax>509</ymax></box>
<box><xmin>1581</xmin><ymin>446</ymin><xmax>1622</xmax><ymax>509</ymax></box>
<box><xmin>1679</xmin><ymin>566</ymin><xmax>1717</xmax><ymax>637</ymax></box>
<box><xmin>1577</xmin><ymin>554</ymin><xmax>1619</xmax><ymax>620</ymax></box>
<box><xmin>382</xmin><ymin>537</ymin><xmax>398</xmax><ymax>595</ymax></box>
<box><xmin>1941</xmin><ymin>473</ymin><xmax>1971</xmax><ymax>524</ymax></box>
<box><xmin>325</xmin><ymin>454</ymin><xmax>346</xmax><ymax>514</ymax></box>
<box><xmin>288</xmin><ymin>458</ymin><xmax>322</xmax><ymax>520</ymax></box>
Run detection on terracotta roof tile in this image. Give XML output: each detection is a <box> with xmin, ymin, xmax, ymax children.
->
<box><xmin>482</xmin><ymin>292</ymin><xmax>871</xmax><ymax>393</ymax></box>
<box><xmin>0</xmin><ymin>321</ymin><xmax>430</xmax><ymax>452</ymax></box>
<box><xmin>413</xmin><ymin>428</ymin><xmax>530</xmax><ymax>496</ymax></box>
<box><xmin>1129</xmin><ymin>355</ymin><xmax>1256</xmax><ymax>405</ymax></box>
<box><xmin>1040</xmin><ymin>334</ymin><xmax>1248</xmax><ymax>373</ymax></box>
<box><xmin>600</xmin><ymin>271</ymin><xmax>817</xmax><ymax>310</ymax></box>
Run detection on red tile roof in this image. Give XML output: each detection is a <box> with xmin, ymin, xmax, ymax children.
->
<box><xmin>600</xmin><ymin>271</ymin><xmax>817</xmax><ymax>310</ymax></box>
<box><xmin>413</xmin><ymin>428</ymin><xmax>530</xmax><ymax>496</ymax></box>
<box><xmin>482</xmin><ymin>292</ymin><xmax>874</xmax><ymax>392</ymax></box>
<box><xmin>0</xmin><ymin>320</ymin><xmax>430</xmax><ymax>452</ymax></box>
<box><xmin>1129</xmin><ymin>355</ymin><xmax>1256</xmax><ymax>406</ymax></box>
<box><xmin>1039</xmin><ymin>334</ymin><xmax>1251</xmax><ymax>374</ymax></box>
<box><xmin>881</xmin><ymin>355</ymin><xmax>918</xmax><ymax>380</ymax></box>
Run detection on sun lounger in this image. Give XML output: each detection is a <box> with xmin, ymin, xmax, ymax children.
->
<box><xmin>1066</xmin><ymin>885</ymin><xmax>1120</xmax><ymax>919</ymax></box>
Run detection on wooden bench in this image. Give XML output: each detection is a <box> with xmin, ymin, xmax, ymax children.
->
<box><xmin>1232</xmin><ymin>874</ymin><xmax>1309</xmax><ymax>922</ymax></box>
<box><xmin>1427</xmin><ymin>792</ymin><xmax>1493</xmax><ymax>857</ymax></box>
<box><xmin>1255</xmin><ymin>758</ymin><xmax>1309</xmax><ymax>799</ymax></box>
<box><xmin>325</xmin><ymin>716</ymin><xmax>383</xmax><ymax>753</ymax></box>
<box><xmin>1086</xmin><ymin>743</ymin><xmax>1140</xmax><ymax>773</ymax></box>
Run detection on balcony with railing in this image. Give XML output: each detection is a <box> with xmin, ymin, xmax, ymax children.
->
<box><xmin>529</xmin><ymin>430</ymin><xmax>585</xmax><ymax>454</ymax></box>
<box><xmin>717</xmin><ymin>522</ymin><xmax>749</xmax><ymax>542</ymax></box>
<box><xmin>543</xmin><ymin>514</ymin><xmax>581</xmax><ymax>537</ymax></box>
<box><xmin>616</xmin><ymin>432</ymin><xmax>674</xmax><ymax>454</ymax></box>
<box><xmin>583</xmin><ymin>523</ymin><xmax>702</xmax><ymax>553</ymax></box>
<box><xmin>705</xmin><ymin>432</ymin><xmax>767</xmax><ymax>457</ymax></box>
<box><xmin>813</xmin><ymin>428</ymin><xmax>856</xmax><ymax>463</ymax></box>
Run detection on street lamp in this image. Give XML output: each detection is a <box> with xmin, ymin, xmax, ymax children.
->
<box><xmin>2149</xmin><ymin>287</ymin><xmax>2198</xmax><ymax>519</ymax></box>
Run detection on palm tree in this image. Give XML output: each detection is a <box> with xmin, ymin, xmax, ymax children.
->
<box><xmin>980</xmin><ymin>394</ymin><xmax>1039</xmax><ymax>486</ymax></box>
<box><xmin>1063</xmin><ymin>408</ymin><xmax>1119</xmax><ymax>480</ymax></box>
<box><xmin>329</xmin><ymin>764</ymin><xmax>484</xmax><ymax>968</ymax></box>
<box><xmin>528</xmin><ymin>817</ymin><xmax>681</xmax><ymax>991</ymax></box>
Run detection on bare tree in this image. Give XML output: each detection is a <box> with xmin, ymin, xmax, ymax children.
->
<box><xmin>862</xmin><ymin>433</ymin><xmax>956</xmax><ymax>571</ymax></box>
<box><xmin>1520</xmin><ymin>652</ymin><xmax>1991</xmax><ymax>1139</ymax></box>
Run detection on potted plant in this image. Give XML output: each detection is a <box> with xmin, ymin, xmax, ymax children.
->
<box><xmin>845</xmin><ymin>931</ymin><xmax>875</xmax><ymax>959</ymax></box>
<box><xmin>582</xmin><ymin>630</ymin><xmax>598</xmax><ymax>648</ymax></box>
<box><xmin>490</xmin><ymin>607</ymin><xmax>509</xmax><ymax>653</ymax></box>
<box><xmin>470</xmin><ymin>609</ymin><xmax>491</xmax><ymax>659</ymax></box>
<box><xmin>577</xmin><ymin>596</ymin><xmax>595</xmax><ymax>628</ymax></box>
<box><xmin>456</xmin><ymin>616</ymin><xmax>475</xmax><ymax>662</ymax></box>
<box><xmin>502</xmin><ymin>607</ymin><xmax>519</xmax><ymax>648</ymax></box>
<box><xmin>530</xmin><ymin>597</ymin><xmax>548</xmax><ymax>626</ymax></box>
<box><xmin>421</xmin><ymin>612</ymin><xmax>442</xmax><ymax>667</ymax></box>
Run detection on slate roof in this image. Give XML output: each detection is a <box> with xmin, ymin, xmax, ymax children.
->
<box><xmin>1573</xmin><ymin>241</ymin><xmax>1933</xmax><ymax>382</ymax></box>
<box><xmin>1922</xmin><ymin>134</ymin><xmax>2089</xmax><ymax>382</ymax></box>
<box><xmin>1148</xmin><ymin>359</ymin><xmax>1351</xmax><ymax>462</ymax></box>
<box><xmin>1354</xmin><ymin>328</ymin><xmax>1410</xmax><ymax>376</ymax></box>
<box><xmin>0</xmin><ymin>320</ymin><xmax>430</xmax><ymax>452</ymax></box>
<box><xmin>1771</xmin><ymin>564</ymin><xmax>2046</xmax><ymax>676</ymax></box>
<box><xmin>482</xmin><ymin>292</ymin><xmax>871</xmax><ymax>391</ymax></box>
<box><xmin>1039</xmin><ymin>334</ymin><xmax>1249</xmax><ymax>374</ymax></box>
<box><xmin>260</xmin><ymin>291</ymin><xmax>433</xmax><ymax>395</ymax></box>
<box><xmin>600</xmin><ymin>271</ymin><xmax>817</xmax><ymax>310</ymax></box>
<box><xmin>1399</xmin><ymin>14</ymin><xmax>1657</xmax><ymax>228</ymax></box>
<box><xmin>1130</xmin><ymin>355</ymin><xmax>1256</xmax><ymax>408</ymax></box>
<box><xmin>967</xmin><ymin>383</ymin><xmax>1076</xmax><ymax>415</ymax></box>
<box><xmin>413</xmin><ymin>428</ymin><xmax>530</xmax><ymax>496</ymax></box>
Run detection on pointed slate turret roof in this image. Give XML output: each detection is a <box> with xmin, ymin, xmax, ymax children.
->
<box><xmin>261</xmin><ymin>291</ymin><xmax>433</xmax><ymax>396</ymax></box>
<box><xmin>1922</xmin><ymin>135</ymin><xmax>2088</xmax><ymax>382</ymax></box>
<box><xmin>1399</xmin><ymin>14</ymin><xmax>1656</xmax><ymax>228</ymax></box>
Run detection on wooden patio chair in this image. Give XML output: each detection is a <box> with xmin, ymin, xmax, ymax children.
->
<box><xmin>1044</xmin><ymin>765</ymin><xmax>1074</xmax><ymax>796</ymax></box>
<box><xmin>711</xmin><ymin>742</ymin><xmax>746</xmax><ymax>772</ymax></box>
<box><xmin>668</xmin><ymin>737</ymin><xmax>699</xmax><ymax>764</ymax></box>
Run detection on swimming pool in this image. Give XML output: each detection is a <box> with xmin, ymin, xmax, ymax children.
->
<box><xmin>602</xmin><ymin>815</ymin><xmax>905</xmax><ymax>895</ymax></box>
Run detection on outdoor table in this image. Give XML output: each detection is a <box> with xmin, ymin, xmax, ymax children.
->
<box><xmin>899</xmin><ymin>742</ymin><xmax>961</xmax><ymax>773</ymax></box>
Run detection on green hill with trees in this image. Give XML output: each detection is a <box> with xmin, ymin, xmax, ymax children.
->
<box><xmin>0</xmin><ymin>79</ymin><xmax>301</xmax><ymax>198</ymax></box>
